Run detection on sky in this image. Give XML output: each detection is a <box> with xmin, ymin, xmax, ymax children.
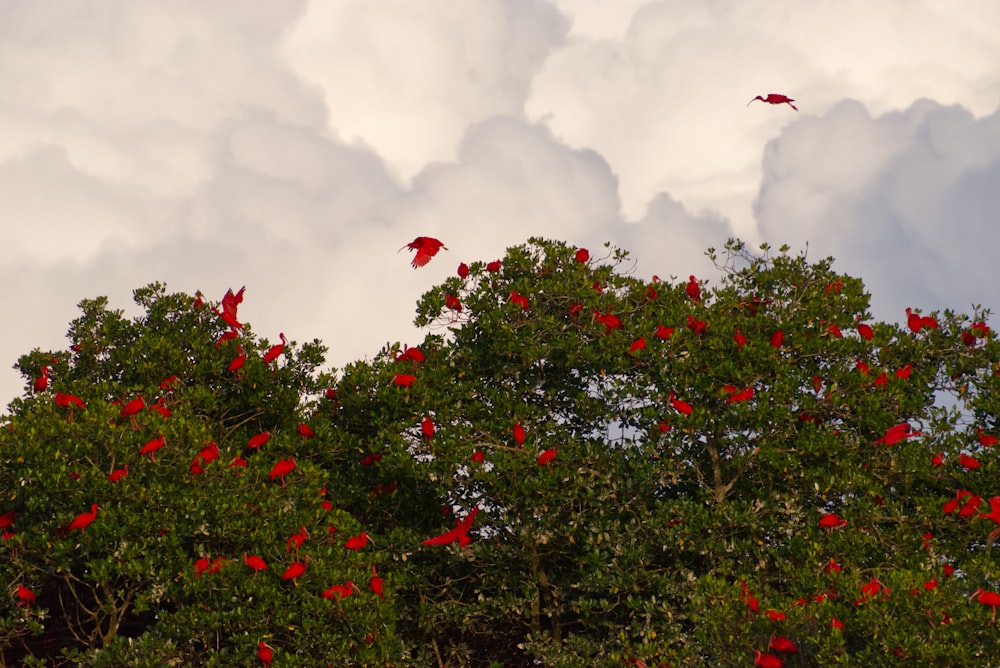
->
<box><xmin>2</xmin><ymin>0</ymin><xmax>1000</xmax><ymax>408</ymax></box>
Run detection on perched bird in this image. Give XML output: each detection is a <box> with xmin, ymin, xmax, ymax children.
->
<box><xmin>243</xmin><ymin>552</ymin><xmax>268</xmax><ymax>576</ymax></box>
<box><xmin>268</xmin><ymin>457</ymin><xmax>296</xmax><ymax>485</ymax></box>
<box><xmin>263</xmin><ymin>333</ymin><xmax>287</xmax><ymax>365</ymax></box>
<box><xmin>748</xmin><ymin>93</ymin><xmax>798</xmax><ymax>111</ymax></box>
<box><xmin>400</xmin><ymin>237</ymin><xmax>447</xmax><ymax>268</ymax></box>
<box><xmin>69</xmin><ymin>504</ymin><xmax>100</xmax><ymax>533</ymax></box>
<box><xmin>257</xmin><ymin>640</ymin><xmax>273</xmax><ymax>666</ymax></box>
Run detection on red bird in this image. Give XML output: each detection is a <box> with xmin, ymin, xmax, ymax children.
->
<box><xmin>17</xmin><ymin>584</ymin><xmax>36</xmax><ymax>607</ymax></box>
<box><xmin>140</xmin><ymin>435</ymin><xmax>166</xmax><ymax>461</ymax></box>
<box><xmin>344</xmin><ymin>532</ymin><xmax>370</xmax><ymax>550</ymax></box>
<box><xmin>754</xmin><ymin>650</ymin><xmax>784</xmax><ymax>667</ymax></box>
<box><xmin>0</xmin><ymin>510</ymin><xmax>15</xmax><ymax>529</ymax></box>
<box><xmin>686</xmin><ymin>275</ymin><xmax>701</xmax><ymax>302</ymax></box>
<box><xmin>120</xmin><ymin>395</ymin><xmax>146</xmax><ymax>418</ymax></box>
<box><xmin>370</xmin><ymin>564</ymin><xmax>385</xmax><ymax>599</ymax></box>
<box><xmin>69</xmin><ymin>504</ymin><xmax>100</xmax><ymax>533</ymax></box>
<box><xmin>268</xmin><ymin>456</ymin><xmax>296</xmax><ymax>485</ymax></box>
<box><xmin>257</xmin><ymin>640</ymin><xmax>273</xmax><ymax>666</ymax></box>
<box><xmin>400</xmin><ymin>236</ymin><xmax>447</xmax><ymax>268</ymax></box>
<box><xmin>286</xmin><ymin>526</ymin><xmax>309</xmax><ymax>555</ymax></box>
<box><xmin>106</xmin><ymin>465</ymin><xmax>128</xmax><ymax>483</ymax></box>
<box><xmin>748</xmin><ymin>93</ymin><xmax>798</xmax><ymax>111</ymax></box>
<box><xmin>819</xmin><ymin>513</ymin><xmax>847</xmax><ymax>530</ymax></box>
<box><xmin>421</xmin><ymin>416</ymin><xmax>435</xmax><ymax>440</ymax></box>
<box><xmin>970</xmin><ymin>588</ymin><xmax>1000</xmax><ymax>622</ymax></box>
<box><xmin>768</xmin><ymin>636</ymin><xmax>799</xmax><ymax>653</ymax></box>
<box><xmin>537</xmin><ymin>447</ymin><xmax>557</xmax><ymax>467</ymax></box>
<box><xmin>263</xmin><ymin>333</ymin><xmax>287</xmax><ymax>365</ymax></box>
<box><xmin>228</xmin><ymin>345</ymin><xmax>246</xmax><ymax>374</ymax></box>
<box><xmin>874</xmin><ymin>422</ymin><xmax>923</xmax><ymax>446</ymax></box>
<box><xmin>247</xmin><ymin>431</ymin><xmax>271</xmax><ymax>450</ymax></box>
<box><xmin>513</xmin><ymin>421</ymin><xmax>525</xmax><ymax>446</ymax></box>
<box><xmin>669</xmin><ymin>392</ymin><xmax>693</xmax><ymax>416</ymax></box>
<box><xmin>323</xmin><ymin>581</ymin><xmax>356</xmax><ymax>600</ymax></box>
<box><xmin>422</xmin><ymin>506</ymin><xmax>479</xmax><ymax>547</ymax></box>
<box><xmin>297</xmin><ymin>423</ymin><xmax>315</xmax><ymax>438</ymax></box>
<box><xmin>282</xmin><ymin>559</ymin><xmax>308</xmax><ymax>586</ymax></box>
<box><xmin>33</xmin><ymin>366</ymin><xmax>50</xmax><ymax>393</ymax></box>
<box><xmin>243</xmin><ymin>552</ymin><xmax>268</xmax><ymax>575</ymax></box>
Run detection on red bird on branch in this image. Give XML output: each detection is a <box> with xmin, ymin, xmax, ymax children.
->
<box><xmin>268</xmin><ymin>456</ymin><xmax>296</xmax><ymax>485</ymax></box>
<box><xmin>874</xmin><ymin>422</ymin><xmax>923</xmax><ymax>446</ymax></box>
<box><xmin>69</xmin><ymin>504</ymin><xmax>100</xmax><ymax>533</ymax></box>
<box><xmin>344</xmin><ymin>532</ymin><xmax>371</xmax><ymax>550</ymax></box>
<box><xmin>228</xmin><ymin>346</ymin><xmax>246</xmax><ymax>374</ymax></box>
<box><xmin>243</xmin><ymin>552</ymin><xmax>268</xmax><ymax>576</ymax></box>
<box><xmin>748</xmin><ymin>93</ymin><xmax>798</xmax><ymax>111</ymax></box>
<box><xmin>263</xmin><ymin>333</ymin><xmax>287</xmax><ymax>365</ymax></box>
<box><xmin>537</xmin><ymin>447</ymin><xmax>557</xmax><ymax>467</ymax></box>
<box><xmin>686</xmin><ymin>275</ymin><xmax>701</xmax><ymax>302</ymax></box>
<box><xmin>286</xmin><ymin>526</ymin><xmax>309</xmax><ymax>555</ymax></box>
<box><xmin>422</xmin><ymin>506</ymin><xmax>479</xmax><ymax>547</ymax></box>
<box><xmin>257</xmin><ymin>641</ymin><xmax>273</xmax><ymax>667</ymax></box>
<box><xmin>33</xmin><ymin>366</ymin><xmax>50</xmax><ymax>393</ymax></box>
<box><xmin>247</xmin><ymin>431</ymin><xmax>270</xmax><ymax>450</ymax></box>
<box><xmin>400</xmin><ymin>236</ymin><xmax>447</xmax><ymax>268</ymax></box>
<box><xmin>140</xmin><ymin>435</ymin><xmax>166</xmax><ymax>462</ymax></box>
<box><xmin>669</xmin><ymin>392</ymin><xmax>693</xmax><ymax>416</ymax></box>
<box><xmin>17</xmin><ymin>584</ymin><xmax>36</xmax><ymax>608</ymax></box>
<box><xmin>370</xmin><ymin>564</ymin><xmax>385</xmax><ymax>599</ymax></box>
<box><xmin>282</xmin><ymin>558</ymin><xmax>308</xmax><ymax>586</ymax></box>
<box><xmin>970</xmin><ymin>588</ymin><xmax>1000</xmax><ymax>622</ymax></box>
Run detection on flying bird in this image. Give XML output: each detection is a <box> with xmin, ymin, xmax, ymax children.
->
<box><xmin>748</xmin><ymin>93</ymin><xmax>798</xmax><ymax>111</ymax></box>
<box><xmin>400</xmin><ymin>236</ymin><xmax>447</xmax><ymax>268</ymax></box>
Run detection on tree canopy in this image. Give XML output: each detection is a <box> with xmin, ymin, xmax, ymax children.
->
<box><xmin>3</xmin><ymin>238</ymin><xmax>1000</xmax><ymax>666</ymax></box>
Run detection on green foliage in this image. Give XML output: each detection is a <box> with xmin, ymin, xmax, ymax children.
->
<box><xmin>4</xmin><ymin>240</ymin><xmax>1000</xmax><ymax>666</ymax></box>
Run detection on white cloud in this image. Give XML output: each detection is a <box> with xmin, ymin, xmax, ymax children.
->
<box><xmin>756</xmin><ymin>99</ymin><xmax>1000</xmax><ymax>316</ymax></box>
<box><xmin>2</xmin><ymin>0</ymin><xmax>1000</xmax><ymax>409</ymax></box>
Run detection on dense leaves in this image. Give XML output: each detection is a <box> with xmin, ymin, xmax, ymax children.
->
<box><xmin>4</xmin><ymin>240</ymin><xmax>1000</xmax><ymax>666</ymax></box>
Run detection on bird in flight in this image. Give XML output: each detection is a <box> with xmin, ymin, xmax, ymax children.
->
<box><xmin>748</xmin><ymin>94</ymin><xmax>798</xmax><ymax>111</ymax></box>
<box><xmin>400</xmin><ymin>237</ymin><xmax>447</xmax><ymax>268</ymax></box>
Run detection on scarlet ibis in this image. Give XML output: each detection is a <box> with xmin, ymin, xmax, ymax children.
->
<box><xmin>268</xmin><ymin>456</ymin><xmax>296</xmax><ymax>485</ymax></box>
<box><xmin>669</xmin><ymin>393</ymin><xmax>693</xmax><ymax>416</ymax></box>
<box><xmin>421</xmin><ymin>416</ymin><xmax>435</xmax><ymax>440</ymax></box>
<box><xmin>978</xmin><ymin>429</ymin><xmax>998</xmax><ymax>447</ymax></box>
<box><xmin>575</xmin><ymin>248</ymin><xmax>589</xmax><ymax>263</ymax></box>
<box><xmin>393</xmin><ymin>373</ymin><xmax>416</xmax><ymax>387</ymax></box>
<box><xmin>768</xmin><ymin>636</ymin><xmax>799</xmax><ymax>653</ymax></box>
<box><xmin>754</xmin><ymin>650</ymin><xmax>784</xmax><ymax>667</ymax></box>
<box><xmin>537</xmin><ymin>448</ymin><xmax>557</xmax><ymax>466</ymax></box>
<box><xmin>422</xmin><ymin>506</ymin><xmax>479</xmax><ymax>547</ymax></box>
<box><xmin>733</xmin><ymin>328</ymin><xmax>746</xmax><ymax>348</ymax></box>
<box><xmin>370</xmin><ymin>564</ymin><xmax>385</xmax><ymax>599</ymax></box>
<box><xmin>686</xmin><ymin>275</ymin><xmax>701</xmax><ymax>302</ymax></box>
<box><xmin>257</xmin><ymin>640</ymin><xmax>273</xmax><ymax>666</ymax></box>
<box><xmin>120</xmin><ymin>395</ymin><xmax>145</xmax><ymax>419</ymax></box>
<box><xmin>247</xmin><ymin>431</ymin><xmax>270</xmax><ymax>449</ymax></box>
<box><xmin>297</xmin><ymin>423</ymin><xmax>314</xmax><ymax>438</ymax></box>
<box><xmin>457</xmin><ymin>262</ymin><xmax>470</xmax><ymax>278</ymax></box>
<box><xmin>215</xmin><ymin>329</ymin><xmax>238</xmax><ymax>348</ymax></box>
<box><xmin>748</xmin><ymin>93</ymin><xmax>797</xmax><ymax>111</ymax></box>
<box><xmin>106</xmin><ymin>465</ymin><xmax>128</xmax><ymax>483</ymax></box>
<box><xmin>770</xmin><ymin>330</ymin><xmax>783</xmax><ymax>347</ymax></box>
<box><xmin>344</xmin><ymin>532</ymin><xmax>370</xmax><ymax>550</ymax></box>
<box><xmin>263</xmin><ymin>333</ymin><xmax>287</xmax><ymax>365</ymax></box>
<box><xmin>0</xmin><ymin>511</ymin><xmax>14</xmax><ymax>528</ymax></box>
<box><xmin>228</xmin><ymin>346</ymin><xmax>246</xmax><ymax>373</ymax></box>
<box><xmin>323</xmin><ymin>581</ymin><xmax>356</xmax><ymax>600</ymax></box>
<box><xmin>980</xmin><ymin>496</ymin><xmax>1000</xmax><ymax>526</ymax></box>
<box><xmin>445</xmin><ymin>294</ymin><xmax>462</xmax><ymax>312</ymax></box>
<box><xmin>69</xmin><ymin>504</ymin><xmax>100</xmax><ymax>532</ymax></box>
<box><xmin>159</xmin><ymin>375</ymin><xmax>180</xmax><ymax>390</ymax></box>
<box><xmin>17</xmin><ymin>584</ymin><xmax>36</xmax><ymax>607</ymax></box>
<box><xmin>54</xmin><ymin>391</ymin><xmax>86</xmax><ymax>411</ymax></box>
<box><xmin>629</xmin><ymin>337</ymin><xmax>646</xmax><ymax>354</ymax></box>
<box><xmin>472</xmin><ymin>450</ymin><xmax>485</xmax><ymax>464</ymax></box>
<box><xmin>959</xmin><ymin>453</ymin><xmax>982</xmax><ymax>470</ymax></box>
<box><xmin>857</xmin><ymin>323</ymin><xmax>874</xmax><ymax>340</ymax></box>
<box><xmin>243</xmin><ymin>552</ymin><xmax>268</xmax><ymax>575</ymax></box>
<box><xmin>874</xmin><ymin>423</ymin><xmax>923</xmax><ymax>446</ymax></box>
<box><xmin>509</xmin><ymin>290</ymin><xmax>530</xmax><ymax>311</ymax></box>
<box><xmin>513</xmin><ymin>422</ymin><xmax>525</xmax><ymax>446</ymax></box>
<box><xmin>686</xmin><ymin>315</ymin><xmax>706</xmax><ymax>336</ymax></box>
<box><xmin>33</xmin><ymin>366</ymin><xmax>50</xmax><ymax>393</ymax></box>
<box><xmin>282</xmin><ymin>558</ymin><xmax>308</xmax><ymax>586</ymax></box>
<box><xmin>395</xmin><ymin>345</ymin><xmax>425</xmax><ymax>364</ymax></box>
<box><xmin>906</xmin><ymin>308</ymin><xmax>939</xmax><ymax>333</ymax></box>
<box><xmin>594</xmin><ymin>309</ymin><xmax>622</xmax><ymax>331</ymax></box>
<box><xmin>400</xmin><ymin>237</ymin><xmax>447</xmax><ymax>268</ymax></box>
<box><xmin>140</xmin><ymin>435</ymin><xmax>166</xmax><ymax>461</ymax></box>
<box><xmin>286</xmin><ymin>526</ymin><xmax>309</xmax><ymax>555</ymax></box>
<box><xmin>970</xmin><ymin>588</ymin><xmax>1000</xmax><ymax>622</ymax></box>
<box><xmin>655</xmin><ymin>324</ymin><xmax>674</xmax><ymax>340</ymax></box>
<box><xmin>486</xmin><ymin>260</ymin><xmax>501</xmax><ymax>272</ymax></box>
<box><xmin>219</xmin><ymin>287</ymin><xmax>245</xmax><ymax>329</ymax></box>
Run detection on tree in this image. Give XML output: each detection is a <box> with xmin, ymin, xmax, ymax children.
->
<box><xmin>1</xmin><ymin>284</ymin><xmax>402</xmax><ymax>666</ymax></box>
<box><xmin>334</xmin><ymin>238</ymin><xmax>1000</xmax><ymax>666</ymax></box>
<box><xmin>4</xmin><ymin>239</ymin><xmax>1000</xmax><ymax>666</ymax></box>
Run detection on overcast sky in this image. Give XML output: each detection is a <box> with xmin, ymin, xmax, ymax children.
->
<box><xmin>3</xmin><ymin>1</ymin><xmax>1000</xmax><ymax>408</ymax></box>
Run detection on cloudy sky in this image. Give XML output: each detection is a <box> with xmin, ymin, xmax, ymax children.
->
<box><xmin>3</xmin><ymin>0</ymin><xmax>1000</xmax><ymax>407</ymax></box>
